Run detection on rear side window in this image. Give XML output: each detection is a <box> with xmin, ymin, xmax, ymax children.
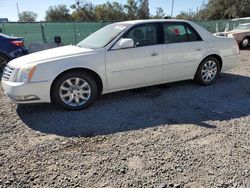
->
<box><xmin>163</xmin><ymin>23</ymin><xmax>202</xmax><ymax>44</ymax></box>
<box><xmin>185</xmin><ymin>24</ymin><xmax>202</xmax><ymax>42</ymax></box>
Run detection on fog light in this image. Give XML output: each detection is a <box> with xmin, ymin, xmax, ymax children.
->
<box><xmin>24</xmin><ymin>95</ymin><xmax>40</xmax><ymax>101</ymax></box>
<box><xmin>7</xmin><ymin>93</ymin><xmax>40</xmax><ymax>101</ymax></box>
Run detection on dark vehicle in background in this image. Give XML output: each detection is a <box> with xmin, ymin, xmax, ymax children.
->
<box><xmin>0</xmin><ymin>33</ymin><xmax>28</xmax><ymax>72</ymax></box>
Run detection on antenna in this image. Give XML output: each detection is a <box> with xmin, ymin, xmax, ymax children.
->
<box><xmin>16</xmin><ymin>2</ymin><xmax>20</xmax><ymax>20</ymax></box>
<box><xmin>171</xmin><ymin>0</ymin><xmax>175</xmax><ymax>18</ymax></box>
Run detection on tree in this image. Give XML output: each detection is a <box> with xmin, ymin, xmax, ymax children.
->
<box><xmin>153</xmin><ymin>7</ymin><xmax>165</xmax><ymax>19</ymax></box>
<box><xmin>176</xmin><ymin>11</ymin><xmax>195</xmax><ymax>20</ymax></box>
<box><xmin>197</xmin><ymin>0</ymin><xmax>250</xmax><ymax>20</ymax></box>
<box><xmin>71</xmin><ymin>1</ymin><xmax>95</xmax><ymax>21</ymax></box>
<box><xmin>94</xmin><ymin>2</ymin><xmax>126</xmax><ymax>21</ymax></box>
<box><xmin>138</xmin><ymin>0</ymin><xmax>150</xmax><ymax>19</ymax></box>
<box><xmin>45</xmin><ymin>4</ymin><xmax>72</xmax><ymax>22</ymax></box>
<box><xmin>19</xmin><ymin>11</ymin><xmax>38</xmax><ymax>22</ymax></box>
<box><xmin>237</xmin><ymin>0</ymin><xmax>250</xmax><ymax>18</ymax></box>
<box><xmin>124</xmin><ymin>0</ymin><xmax>138</xmax><ymax>20</ymax></box>
<box><xmin>111</xmin><ymin>2</ymin><xmax>127</xmax><ymax>20</ymax></box>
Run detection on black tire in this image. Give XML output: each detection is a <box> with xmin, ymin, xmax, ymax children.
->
<box><xmin>51</xmin><ymin>71</ymin><xmax>98</xmax><ymax>110</ymax></box>
<box><xmin>195</xmin><ymin>57</ymin><xmax>221</xmax><ymax>86</ymax></box>
<box><xmin>0</xmin><ymin>54</ymin><xmax>10</xmax><ymax>73</ymax></box>
<box><xmin>240</xmin><ymin>37</ymin><xmax>249</xmax><ymax>49</ymax></box>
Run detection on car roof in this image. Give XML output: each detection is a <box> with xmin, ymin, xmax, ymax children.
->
<box><xmin>240</xmin><ymin>23</ymin><xmax>250</xmax><ymax>26</ymax></box>
<box><xmin>117</xmin><ymin>19</ymin><xmax>190</xmax><ymax>25</ymax></box>
<box><xmin>115</xmin><ymin>19</ymin><xmax>215</xmax><ymax>42</ymax></box>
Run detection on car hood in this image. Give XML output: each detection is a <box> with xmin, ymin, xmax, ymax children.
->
<box><xmin>8</xmin><ymin>45</ymin><xmax>94</xmax><ymax>68</ymax></box>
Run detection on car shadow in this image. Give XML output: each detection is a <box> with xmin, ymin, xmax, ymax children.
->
<box><xmin>16</xmin><ymin>73</ymin><xmax>250</xmax><ymax>137</ymax></box>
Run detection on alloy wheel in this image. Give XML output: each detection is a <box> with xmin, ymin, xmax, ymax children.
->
<box><xmin>59</xmin><ymin>77</ymin><xmax>91</xmax><ymax>107</ymax></box>
<box><xmin>201</xmin><ymin>60</ymin><xmax>218</xmax><ymax>82</ymax></box>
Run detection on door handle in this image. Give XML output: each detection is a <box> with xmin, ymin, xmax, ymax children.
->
<box><xmin>151</xmin><ymin>52</ymin><xmax>159</xmax><ymax>56</ymax></box>
<box><xmin>196</xmin><ymin>48</ymin><xmax>201</xmax><ymax>51</ymax></box>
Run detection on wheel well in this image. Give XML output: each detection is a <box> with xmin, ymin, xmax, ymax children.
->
<box><xmin>202</xmin><ymin>54</ymin><xmax>223</xmax><ymax>71</ymax></box>
<box><xmin>50</xmin><ymin>68</ymin><xmax>103</xmax><ymax>100</ymax></box>
<box><xmin>242</xmin><ymin>36</ymin><xmax>250</xmax><ymax>43</ymax></box>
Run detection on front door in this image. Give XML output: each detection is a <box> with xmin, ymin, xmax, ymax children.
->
<box><xmin>106</xmin><ymin>23</ymin><xmax>163</xmax><ymax>91</ymax></box>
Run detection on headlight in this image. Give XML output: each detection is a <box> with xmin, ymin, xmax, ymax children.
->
<box><xmin>16</xmin><ymin>64</ymin><xmax>36</xmax><ymax>83</ymax></box>
<box><xmin>227</xmin><ymin>34</ymin><xmax>234</xmax><ymax>38</ymax></box>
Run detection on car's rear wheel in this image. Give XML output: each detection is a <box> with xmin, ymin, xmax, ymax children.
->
<box><xmin>195</xmin><ymin>57</ymin><xmax>220</xmax><ymax>86</ymax></box>
<box><xmin>52</xmin><ymin>71</ymin><xmax>98</xmax><ymax>110</ymax></box>
<box><xmin>241</xmin><ymin>37</ymin><xmax>249</xmax><ymax>49</ymax></box>
<box><xmin>0</xmin><ymin>54</ymin><xmax>10</xmax><ymax>73</ymax></box>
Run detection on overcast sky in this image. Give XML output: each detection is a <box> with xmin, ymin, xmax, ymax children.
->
<box><xmin>0</xmin><ymin>0</ymin><xmax>208</xmax><ymax>21</ymax></box>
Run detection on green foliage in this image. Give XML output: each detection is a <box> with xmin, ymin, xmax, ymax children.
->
<box><xmin>124</xmin><ymin>0</ymin><xmax>138</xmax><ymax>20</ymax></box>
<box><xmin>94</xmin><ymin>1</ymin><xmax>127</xmax><ymax>21</ymax></box>
<box><xmin>176</xmin><ymin>11</ymin><xmax>196</xmax><ymax>20</ymax></box>
<box><xmin>71</xmin><ymin>1</ymin><xmax>95</xmax><ymax>21</ymax></box>
<box><xmin>197</xmin><ymin>0</ymin><xmax>250</xmax><ymax>20</ymax></box>
<box><xmin>138</xmin><ymin>0</ymin><xmax>150</xmax><ymax>19</ymax></box>
<box><xmin>19</xmin><ymin>11</ymin><xmax>38</xmax><ymax>22</ymax></box>
<box><xmin>175</xmin><ymin>0</ymin><xmax>250</xmax><ymax>21</ymax></box>
<box><xmin>152</xmin><ymin>7</ymin><xmax>166</xmax><ymax>19</ymax></box>
<box><xmin>22</xmin><ymin>0</ymin><xmax>250</xmax><ymax>23</ymax></box>
<box><xmin>45</xmin><ymin>4</ymin><xmax>72</xmax><ymax>21</ymax></box>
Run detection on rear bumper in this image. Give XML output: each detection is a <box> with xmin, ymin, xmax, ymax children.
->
<box><xmin>221</xmin><ymin>54</ymin><xmax>240</xmax><ymax>72</ymax></box>
<box><xmin>1</xmin><ymin>80</ymin><xmax>51</xmax><ymax>104</ymax></box>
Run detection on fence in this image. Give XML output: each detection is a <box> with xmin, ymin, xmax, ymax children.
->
<box><xmin>197</xmin><ymin>19</ymin><xmax>250</xmax><ymax>33</ymax></box>
<box><xmin>0</xmin><ymin>21</ymin><xmax>112</xmax><ymax>47</ymax></box>
<box><xmin>1</xmin><ymin>19</ymin><xmax>250</xmax><ymax>47</ymax></box>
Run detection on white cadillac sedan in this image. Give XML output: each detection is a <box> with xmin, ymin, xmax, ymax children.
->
<box><xmin>1</xmin><ymin>19</ymin><xmax>240</xmax><ymax>110</ymax></box>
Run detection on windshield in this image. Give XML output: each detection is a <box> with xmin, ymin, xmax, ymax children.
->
<box><xmin>233</xmin><ymin>24</ymin><xmax>250</xmax><ymax>31</ymax></box>
<box><xmin>77</xmin><ymin>23</ymin><xmax>130</xmax><ymax>49</ymax></box>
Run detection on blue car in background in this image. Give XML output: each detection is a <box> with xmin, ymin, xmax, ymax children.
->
<box><xmin>0</xmin><ymin>33</ymin><xmax>28</xmax><ymax>72</ymax></box>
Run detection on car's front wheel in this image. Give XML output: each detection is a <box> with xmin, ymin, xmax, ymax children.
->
<box><xmin>195</xmin><ymin>57</ymin><xmax>220</xmax><ymax>86</ymax></box>
<box><xmin>0</xmin><ymin>54</ymin><xmax>9</xmax><ymax>73</ymax></box>
<box><xmin>52</xmin><ymin>71</ymin><xmax>98</xmax><ymax>110</ymax></box>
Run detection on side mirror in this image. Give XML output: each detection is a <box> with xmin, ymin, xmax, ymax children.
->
<box><xmin>112</xmin><ymin>38</ymin><xmax>134</xmax><ymax>50</ymax></box>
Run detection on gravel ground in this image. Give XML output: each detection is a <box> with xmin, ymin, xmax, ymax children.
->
<box><xmin>0</xmin><ymin>51</ymin><xmax>249</xmax><ymax>188</ymax></box>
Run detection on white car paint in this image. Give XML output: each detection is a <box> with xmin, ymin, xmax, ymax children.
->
<box><xmin>1</xmin><ymin>19</ymin><xmax>240</xmax><ymax>104</ymax></box>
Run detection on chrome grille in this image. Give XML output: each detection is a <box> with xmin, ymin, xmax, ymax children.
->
<box><xmin>2</xmin><ymin>66</ymin><xmax>14</xmax><ymax>81</ymax></box>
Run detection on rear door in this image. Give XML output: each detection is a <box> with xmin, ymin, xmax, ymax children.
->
<box><xmin>162</xmin><ymin>22</ymin><xmax>206</xmax><ymax>82</ymax></box>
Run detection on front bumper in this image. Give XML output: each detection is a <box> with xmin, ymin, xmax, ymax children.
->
<box><xmin>1</xmin><ymin>80</ymin><xmax>51</xmax><ymax>104</ymax></box>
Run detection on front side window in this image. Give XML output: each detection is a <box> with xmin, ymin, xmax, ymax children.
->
<box><xmin>123</xmin><ymin>24</ymin><xmax>158</xmax><ymax>47</ymax></box>
<box><xmin>233</xmin><ymin>24</ymin><xmax>250</xmax><ymax>31</ymax></box>
<box><xmin>163</xmin><ymin>23</ymin><xmax>201</xmax><ymax>44</ymax></box>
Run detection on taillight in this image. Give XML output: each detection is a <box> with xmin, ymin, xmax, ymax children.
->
<box><xmin>11</xmin><ymin>40</ymin><xmax>24</xmax><ymax>47</ymax></box>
